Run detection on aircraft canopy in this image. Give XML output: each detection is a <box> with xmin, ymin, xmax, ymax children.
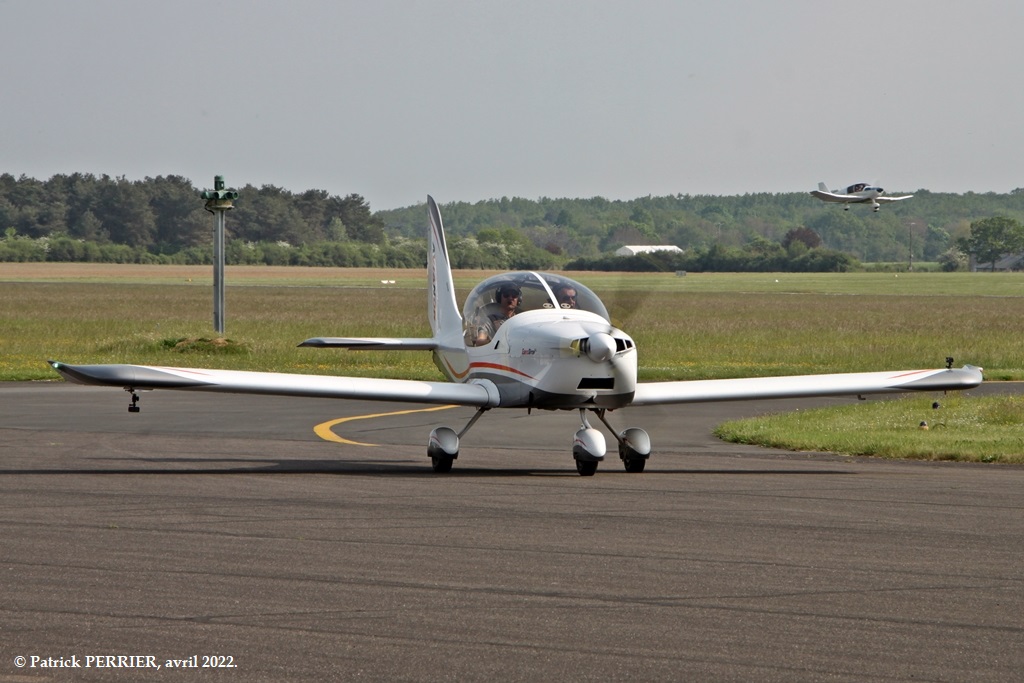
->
<box><xmin>462</xmin><ymin>272</ymin><xmax>609</xmax><ymax>324</ymax></box>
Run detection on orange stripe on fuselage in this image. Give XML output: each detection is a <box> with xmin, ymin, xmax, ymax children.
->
<box><xmin>443</xmin><ymin>356</ymin><xmax>535</xmax><ymax>381</ymax></box>
<box><xmin>443</xmin><ymin>357</ymin><xmax>470</xmax><ymax>379</ymax></box>
<box><xmin>468</xmin><ymin>361</ymin><xmax>535</xmax><ymax>380</ymax></box>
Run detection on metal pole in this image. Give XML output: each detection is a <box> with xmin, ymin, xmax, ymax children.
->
<box><xmin>908</xmin><ymin>222</ymin><xmax>914</xmax><ymax>272</ymax></box>
<box><xmin>213</xmin><ymin>209</ymin><xmax>225</xmax><ymax>334</ymax></box>
<box><xmin>201</xmin><ymin>175</ymin><xmax>236</xmax><ymax>336</ymax></box>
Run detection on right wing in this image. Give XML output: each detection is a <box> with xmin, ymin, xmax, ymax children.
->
<box><xmin>49</xmin><ymin>361</ymin><xmax>496</xmax><ymax>407</ymax></box>
<box><xmin>299</xmin><ymin>337</ymin><xmax>438</xmax><ymax>350</ymax></box>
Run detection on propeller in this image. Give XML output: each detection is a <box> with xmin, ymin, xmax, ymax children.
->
<box><xmin>574</xmin><ymin>325</ymin><xmax>635</xmax><ymax>391</ymax></box>
<box><xmin>580</xmin><ymin>332</ymin><xmax>616</xmax><ymax>363</ymax></box>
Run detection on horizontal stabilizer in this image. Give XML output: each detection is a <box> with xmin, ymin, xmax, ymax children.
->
<box><xmin>299</xmin><ymin>337</ymin><xmax>439</xmax><ymax>350</ymax></box>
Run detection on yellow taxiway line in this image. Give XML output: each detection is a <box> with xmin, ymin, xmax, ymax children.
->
<box><xmin>314</xmin><ymin>405</ymin><xmax>458</xmax><ymax>446</ymax></box>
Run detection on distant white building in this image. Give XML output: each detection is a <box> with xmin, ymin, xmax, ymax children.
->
<box><xmin>614</xmin><ymin>245</ymin><xmax>683</xmax><ymax>257</ymax></box>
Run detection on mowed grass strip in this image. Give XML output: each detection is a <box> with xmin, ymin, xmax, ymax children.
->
<box><xmin>6</xmin><ymin>262</ymin><xmax>1024</xmax><ymax>296</ymax></box>
<box><xmin>715</xmin><ymin>395</ymin><xmax>1024</xmax><ymax>464</ymax></box>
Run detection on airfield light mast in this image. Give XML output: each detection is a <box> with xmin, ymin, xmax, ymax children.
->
<box><xmin>200</xmin><ymin>175</ymin><xmax>238</xmax><ymax>334</ymax></box>
<box><xmin>908</xmin><ymin>221</ymin><xmax>916</xmax><ymax>272</ymax></box>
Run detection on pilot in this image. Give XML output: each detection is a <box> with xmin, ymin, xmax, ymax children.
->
<box><xmin>555</xmin><ymin>285</ymin><xmax>577</xmax><ymax>309</ymax></box>
<box><xmin>472</xmin><ymin>284</ymin><xmax>521</xmax><ymax>345</ymax></box>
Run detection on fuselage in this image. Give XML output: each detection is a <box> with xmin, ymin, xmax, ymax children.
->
<box><xmin>432</xmin><ymin>271</ymin><xmax>638</xmax><ymax>410</ymax></box>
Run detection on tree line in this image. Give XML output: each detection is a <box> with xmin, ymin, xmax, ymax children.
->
<box><xmin>3</xmin><ymin>172</ymin><xmax>1024</xmax><ymax>270</ymax></box>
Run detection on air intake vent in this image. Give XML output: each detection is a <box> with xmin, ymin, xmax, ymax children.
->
<box><xmin>578</xmin><ymin>377</ymin><xmax>615</xmax><ymax>390</ymax></box>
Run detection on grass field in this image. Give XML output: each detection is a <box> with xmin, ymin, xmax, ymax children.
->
<box><xmin>5</xmin><ymin>261</ymin><xmax>1024</xmax><ymax>295</ymax></box>
<box><xmin>3</xmin><ymin>264</ymin><xmax>1022</xmax><ymax>462</ymax></box>
<box><xmin>3</xmin><ymin>264</ymin><xmax>1023</xmax><ymax>381</ymax></box>
<box><xmin>716</xmin><ymin>395</ymin><xmax>1024</xmax><ymax>464</ymax></box>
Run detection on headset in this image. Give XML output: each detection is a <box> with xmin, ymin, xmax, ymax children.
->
<box><xmin>495</xmin><ymin>284</ymin><xmax>522</xmax><ymax>302</ymax></box>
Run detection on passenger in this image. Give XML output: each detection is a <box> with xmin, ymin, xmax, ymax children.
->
<box><xmin>555</xmin><ymin>285</ymin><xmax>578</xmax><ymax>309</ymax></box>
<box><xmin>472</xmin><ymin>284</ymin><xmax>521</xmax><ymax>345</ymax></box>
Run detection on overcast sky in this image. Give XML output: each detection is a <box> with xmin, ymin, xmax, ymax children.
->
<box><xmin>2</xmin><ymin>1</ymin><xmax>1021</xmax><ymax>210</ymax></box>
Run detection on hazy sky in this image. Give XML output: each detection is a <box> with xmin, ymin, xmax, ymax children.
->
<box><xmin>3</xmin><ymin>1</ymin><xmax>1022</xmax><ymax>210</ymax></box>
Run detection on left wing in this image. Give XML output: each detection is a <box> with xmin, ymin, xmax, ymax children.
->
<box><xmin>631</xmin><ymin>366</ymin><xmax>982</xmax><ymax>406</ymax></box>
<box><xmin>876</xmin><ymin>194</ymin><xmax>914</xmax><ymax>203</ymax></box>
<box><xmin>48</xmin><ymin>361</ymin><xmax>496</xmax><ymax>407</ymax></box>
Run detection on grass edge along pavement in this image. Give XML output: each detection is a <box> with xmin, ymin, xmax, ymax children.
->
<box><xmin>715</xmin><ymin>394</ymin><xmax>1024</xmax><ymax>464</ymax></box>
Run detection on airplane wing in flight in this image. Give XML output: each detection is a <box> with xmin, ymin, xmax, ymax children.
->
<box><xmin>809</xmin><ymin>189</ymin><xmax>858</xmax><ymax>203</ymax></box>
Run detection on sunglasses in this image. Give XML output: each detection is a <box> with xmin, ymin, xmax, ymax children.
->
<box><xmin>502</xmin><ymin>292</ymin><xmax>521</xmax><ymax>299</ymax></box>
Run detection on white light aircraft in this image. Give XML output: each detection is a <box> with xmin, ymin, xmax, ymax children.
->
<box><xmin>810</xmin><ymin>182</ymin><xmax>913</xmax><ymax>212</ymax></box>
<box><xmin>50</xmin><ymin>196</ymin><xmax>981</xmax><ymax>476</ymax></box>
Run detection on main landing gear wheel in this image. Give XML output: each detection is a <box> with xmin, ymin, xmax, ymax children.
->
<box><xmin>622</xmin><ymin>458</ymin><xmax>646</xmax><ymax>473</ymax></box>
<box><xmin>575</xmin><ymin>459</ymin><xmax>598</xmax><ymax>476</ymax></box>
<box><xmin>617</xmin><ymin>427</ymin><xmax>651</xmax><ymax>474</ymax></box>
<box><xmin>426</xmin><ymin>408</ymin><xmax>488</xmax><ymax>474</ymax></box>
<box><xmin>428</xmin><ymin>426</ymin><xmax>459</xmax><ymax>474</ymax></box>
<box><xmin>431</xmin><ymin>456</ymin><xmax>454</xmax><ymax>474</ymax></box>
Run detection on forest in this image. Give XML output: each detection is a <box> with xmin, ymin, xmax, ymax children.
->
<box><xmin>2</xmin><ymin>172</ymin><xmax>1024</xmax><ymax>271</ymax></box>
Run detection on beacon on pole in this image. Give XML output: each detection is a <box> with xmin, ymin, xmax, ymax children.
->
<box><xmin>200</xmin><ymin>175</ymin><xmax>238</xmax><ymax>334</ymax></box>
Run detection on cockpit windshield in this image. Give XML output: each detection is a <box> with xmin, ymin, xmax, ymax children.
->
<box><xmin>462</xmin><ymin>271</ymin><xmax>608</xmax><ymax>346</ymax></box>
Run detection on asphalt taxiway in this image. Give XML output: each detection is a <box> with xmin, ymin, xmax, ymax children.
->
<box><xmin>2</xmin><ymin>382</ymin><xmax>1022</xmax><ymax>681</ymax></box>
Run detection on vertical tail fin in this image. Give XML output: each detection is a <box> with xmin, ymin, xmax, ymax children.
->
<box><xmin>817</xmin><ymin>182</ymin><xmax>829</xmax><ymax>192</ymax></box>
<box><xmin>426</xmin><ymin>196</ymin><xmax>463</xmax><ymax>342</ymax></box>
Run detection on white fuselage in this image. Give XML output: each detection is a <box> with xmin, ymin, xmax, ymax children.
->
<box><xmin>435</xmin><ymin>309</ymin><xmax>637</xmax><ymax>410</ymax></box>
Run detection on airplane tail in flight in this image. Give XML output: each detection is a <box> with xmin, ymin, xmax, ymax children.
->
<box><xmin>817</xmin><ymin>182</ymin><xmax>829</xmax><ymax>192</ymax></box>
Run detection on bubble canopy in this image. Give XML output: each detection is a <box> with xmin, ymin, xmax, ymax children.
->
<box><xmin>461</xmin><ymin>271</ymin><xmax>609</xmax><ymax>324</ymax></box>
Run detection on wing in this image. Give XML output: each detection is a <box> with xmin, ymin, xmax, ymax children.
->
<box><xmin>630</xmin><ymin>366</ymin><xmax>982</xmax><ymax>406</ymax></box>
<box><xmin>876</xmin><ymin>195</ymin><xmax>914</xmax><ymax>203</ymax></box>
<box><xmin>48</xmin><ymin>361</ymin><xmax>495</xmax><ymax>407</ymax></box>
<box><xmin>809</xmin><ymin>190</ymin><xmax>861</xmax><ymax>203</ymax></box>
<box><xmin>298</xmin><ymin>337</ymin><xmax>438</xmax><ymax>350</ymax></box>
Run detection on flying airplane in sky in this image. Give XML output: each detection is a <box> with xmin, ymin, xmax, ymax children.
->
<box><xmin>810</xmin><ymin>182</ymin><xmax>913</xmax><ymax>212</ymax></box>
<box><xmin>50</xmin><ymin>196</ymin><xmax>981</xmax><ymax>476</ymax></box>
